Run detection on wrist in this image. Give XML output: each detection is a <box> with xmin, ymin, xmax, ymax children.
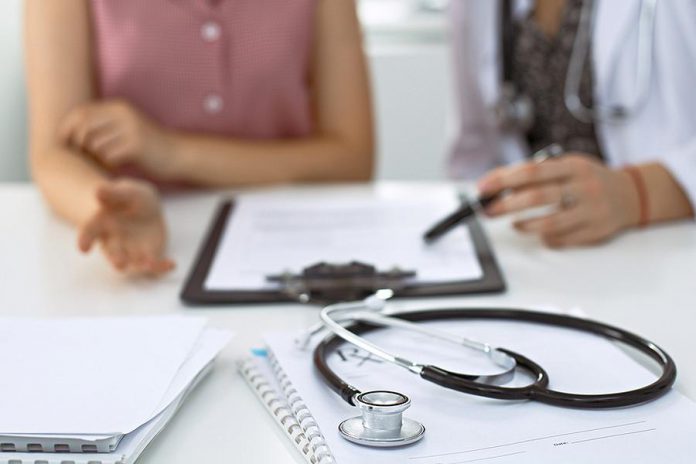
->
<box><xmin>619</xmin><ymin>166</ymin><xmax>649</xmax><ymax>228</ymax></box>
<box><xmin>153</xmin><ymin>128</ymin><xmax>183</xmax><ymax>182</ymax></box>
<box><xmin>614</xmin><ymin>169</ymin><xmax>640</xmax><ymax>229</ymax></box>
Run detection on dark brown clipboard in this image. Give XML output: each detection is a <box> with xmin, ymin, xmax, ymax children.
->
<box><xmin>180</xmin><ymin>200</ymin><xmax>506</xmax><ymax>306</ymax></box>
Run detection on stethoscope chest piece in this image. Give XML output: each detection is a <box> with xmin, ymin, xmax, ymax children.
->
<box><xmin>338</xmin><ymin>391</ymin><xmax>425</xmax><ymax>448</ymax></box>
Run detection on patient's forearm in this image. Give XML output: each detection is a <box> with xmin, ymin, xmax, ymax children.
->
<box><xmin>165</xmin><ymin>132</ymin><xmax>374</xmax><ymax>187</ymax></box>
<box><xmin>31</xmin><ymin>147</ymin><xmax>110</xmax><ymax>226</ymax></box>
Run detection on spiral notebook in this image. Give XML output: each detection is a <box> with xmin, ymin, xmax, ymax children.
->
<box><xmin>238</xmin><ymin>354</ymin><xmax>335</xmax><ymax>464</ymax></box>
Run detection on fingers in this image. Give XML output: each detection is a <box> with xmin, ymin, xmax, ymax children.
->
<box><xmin>478</xmin><ymin>155</ymin><xmax>598</xmax><ymax>196</ymax></box>
<box><xmin>58</xmin><ymin>101</ymin><xmax>134</xmax><ymax>167</ymax></box>
<box><xmin>77</xmin><ymin>118</ymin><xmax>114</xmax><ymax>150</ymax></box>
<box><xmin>542</xmin><ymin>226</ymin><xmax>611</xmax><ymax>249</ymax></box>
<box><xmin>96</xmin><ymin>182</ymin><xmax>138</xmax><ymax>212</ymax></box>
<box><xmin>514</xmin><ymin>206</ymin><xmax>587</xmax><ymax>237</ymax></box>
<box><xmin>487</xmin><ymin>182</ymin><xmax>565</xmax><ymax>216</ymax></box>
<box><xmin>146</xmin><ymin>258</ymin><xmax>176</xmax><ymax>276</ymax></box>
<box><xmin>78</xmin><ymin>214</ymin><xmax>107</xmax><ymax>253</ymax></box>
<box><xmin>80</xmin><ymin>179</ymin><xmax>172</xmax><ymax>277</ymax></box>
<box><xmin>79</xmin><ymin>215</ymin><xmax>174</xmax><ymax>275</ymax></box>
<box><xmin>98</xmin><ymin>238</ymin><xmax>175</xmax><ymax>277</ymax></box>
<box><xmin>513</xmin><ymin>204</ymin><xmax>618</xmax><ymax>248</ymax></box>
<box><xmin>100</xmin><ymin>142</ymin><xmax>134</xmax><ymax>167</ymax></box>
<box><xmin>58</xmin><ymin>106</ymin><xmax>87</xmax><ymax>145</ymax></box>
<box><xmin>101</xmin><ymin>239</ymin><xmax>128</xmax><ymax>271</ymax></box>
<box><xmin>84</xmin><ymin>124</ymin><xmax>123</xmax><ymax>155</ymax></box>
<box><xmin>123</xmin><ymin>249</ymin><xmax>175</xmax><ymax>277</ymax></box>
<box><xmin>59</xmin><ymin>106</ymin><xmax>112</xmax><ymax>147</ymax></box>
<box><xmin>478</xmin><ymin>159</ymin><xmax>573</xmax><ymax>195</ymax></box>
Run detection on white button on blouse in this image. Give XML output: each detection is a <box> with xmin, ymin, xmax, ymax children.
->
<box><xmin>204</xmin><ymin>94</ymin><xmax>224</xmax><ymax>114</ymax></box>
<box><xmin>201</xmin><ymin>21</ymin><xmax>222</xmax><ymax>42</ymax></box>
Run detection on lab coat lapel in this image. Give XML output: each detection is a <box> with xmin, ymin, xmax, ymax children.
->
<box><xmin>593</xmin><ymin>0</ymin><xmax>641</xmax><ymax>100</ymax></box>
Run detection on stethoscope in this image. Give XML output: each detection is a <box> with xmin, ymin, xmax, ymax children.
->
<box><xmin>496</xmin><ymin>0</ymin><xmax>658</xmax><ymax>131</ymax></box>
<box><xmin>300</xmin><ymin>291</ymin><xmax>677</xmax><ymax>448</ymax></box>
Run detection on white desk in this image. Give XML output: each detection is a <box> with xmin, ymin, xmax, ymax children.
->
<box><xmin>1</xmin><ymin>182</ymin><xmax>695</xmax><ymax>463</ymax></box>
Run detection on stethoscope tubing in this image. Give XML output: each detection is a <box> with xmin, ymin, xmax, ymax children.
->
<box><xmin>564</xmin><ymin>0</ymin><xmax>658</xmax><ymax>124</ymax></box>
<box><xmin>314</xmin><ymin>308</ymin><xmax>676</xmax><ymax>409</ymax></box>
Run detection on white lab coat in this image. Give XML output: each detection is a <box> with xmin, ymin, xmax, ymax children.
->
<box><xmin>449</xmin><ymin>0</ymin><xmax>696</xmax><ymax>207</ymax></box>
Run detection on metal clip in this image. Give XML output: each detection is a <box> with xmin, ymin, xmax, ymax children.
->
<box><xmin>266</xmin><ymin>261</ymin><xmax>416</xmax><ymax>304</ymax></box>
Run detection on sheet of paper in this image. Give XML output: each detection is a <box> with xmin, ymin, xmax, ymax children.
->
<box><xmin>265</xmin><ymin>310</ymin><xmax>696</xmax><ymax>464</ymax></box>
<box><xmin>150</xmin><ymin>327</ymin><xmax>232</xmax><ymax>416</ymax></box>
<box><xmin>204</xmin><ymin>188</ymin><xmax>483</xmax><ymax>291</ymax></box>
<box><xmin>0</xmin><ymin>316</ymin><xmax>211</xmax><ymax>435</ymax></box>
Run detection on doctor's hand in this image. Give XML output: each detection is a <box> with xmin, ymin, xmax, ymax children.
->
<box><xmin>59</xmin><ymin>99</ymin><xmax>175</xmax><ymax>180</ymax></box>
<box><xmin>477</xmin><ymin>154</ymin><xmax>640</xmax><ymax>248</ymax></box>
<box><xmin>78</xmin><ymin>179</ymin><xmax>175</xmax><ymax>276</ymax></box>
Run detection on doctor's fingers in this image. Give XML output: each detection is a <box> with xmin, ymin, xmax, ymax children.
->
<box><xmin>486</xmin><ymin>182</ymin><xmax>569</xmax><ymax>216</ymax></box>
<box><xmin>541</xmin><ymin>224</ymin><xmax>614</xmax><ymax>249</ymax></box>
<box><xmin>514</xmin><ymin>205</ymin><xmax>588</xmax><ymax>237</ymax></box>
<box><xmin>478</xmin><ymin>158</ymin><xmax>579</xmax><ymax>195</ymax></box>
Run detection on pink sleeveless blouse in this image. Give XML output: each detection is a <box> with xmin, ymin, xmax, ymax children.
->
<box><xmin>90</xmin><ymin>0</ymin><xmax>317</xmax><ymax>139</ymax></box>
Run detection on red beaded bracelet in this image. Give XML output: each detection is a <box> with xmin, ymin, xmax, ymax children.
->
<box><xmin>623</xmin><ymin>166</ymin><xmax>649</xmax><ymax>228</ymax></box>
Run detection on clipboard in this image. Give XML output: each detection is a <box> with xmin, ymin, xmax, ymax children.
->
<box><xmin>181</xmin><ymin>200</ymin><xmax>506</xmax><ymax>305</ymax></box>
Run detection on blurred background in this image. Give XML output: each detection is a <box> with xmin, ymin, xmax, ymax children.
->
<box><xmin>0</xmin><ymin>0</ymin><xmax>454</xmax><ymax>182</ymax></box>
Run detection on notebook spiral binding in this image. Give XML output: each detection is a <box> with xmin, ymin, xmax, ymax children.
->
<box><xmin>239</xmin><ymin>359</ymin><xmax>335</xmax><ymax>464</ymax></box>
<box><xmin>267</xmin><ymin>352</ymin><xmax>336</xmax><ymax>464</ymax></box>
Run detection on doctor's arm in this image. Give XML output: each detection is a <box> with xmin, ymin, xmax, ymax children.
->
<box><xmin>58</xmin><ymin>0</ymin><xmax>374</xmax><ymax>187</ymax></box>
<box><xmin>25</xmin><ymin>0</ymin><xmax>174</xmax><ymax>275</ymax></box>
<box><xmin>477</xmin><ymin>156</ymin><xmax>694</xmax><ymax>247</ymax></box>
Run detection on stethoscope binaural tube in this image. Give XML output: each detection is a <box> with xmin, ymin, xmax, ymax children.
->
<box><xmin>564</xmin><ymin>0</ymin><xmax>658</xmax><ymax>124</ymax></box>
<box><xmin>497</xmin><ymin>0</ymin><xmax>659</xmax><ymax>129</ymax></box>
<box><xmin>314</xmin><ymin>308</ymin><xmax>677</xmax><ymax>409</ymax></box>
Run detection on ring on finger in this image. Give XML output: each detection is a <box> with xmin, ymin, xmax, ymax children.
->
<box><xmin>560</xmin><ymin>185</ymin><xmax>577</xmax><ymax>209</ymax></box>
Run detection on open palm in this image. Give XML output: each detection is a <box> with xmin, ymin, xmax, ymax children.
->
<box><xmin>78</xmin><ymin>179</ymin><xmax>175</xmax><ymax>276</ymax></box>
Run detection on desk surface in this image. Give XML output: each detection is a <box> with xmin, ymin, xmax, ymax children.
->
<box><xmin>1</xmin><ymin>182</ymin><xmax>694</xmax><ymax>463</ymax></box>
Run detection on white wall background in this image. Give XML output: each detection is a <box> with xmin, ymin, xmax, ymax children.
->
<box><xmin>0</xmin><ymin>0</ymin><xmax>453</xmax><ymax>182</ymax></box>
<box><xmin>0</xmin><ymin>0</ymin><xmax>28</xmax><ymax>182</ymax></box>
<box><xmin>371</xmin><ymin>44</ymin><xmax>453</xmax><ymax>180</ymax></box>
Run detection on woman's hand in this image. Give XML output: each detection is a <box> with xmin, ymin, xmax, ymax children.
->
<box><xmin>478</xmin><ymin>154</ymin><xmax>640</xmax><ymax>248</ymax></box>
<box><xmin>59</xmin><ymin>100</ymin><xmax>175</xmax><ymax>180</ymax></box>
<box><xmin>78</xmin><ymin>179</ymin><xmax>175</xmax><ymax>276</ymax></box>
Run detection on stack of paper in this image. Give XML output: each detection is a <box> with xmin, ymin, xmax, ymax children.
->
<box><xmin>0</xmin><ymin>316</ymin><xmax>232</xmax><ymax>464</ymax></box>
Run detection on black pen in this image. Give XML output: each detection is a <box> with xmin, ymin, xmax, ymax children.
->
<box><xmin>423</xmin><ymin>193</ymin><xmax>500</xmax><ymax>244</ymax></box>
<box><xmin>423</xmin><ymin>144</ymin><xmax>564</xmax><ymax>244</ymax></box>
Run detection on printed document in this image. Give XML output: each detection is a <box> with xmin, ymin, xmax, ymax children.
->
<box><xmin>205</xmin><ymin>186</ymin><xmax>483</xmax><ymax>291</ymax></box>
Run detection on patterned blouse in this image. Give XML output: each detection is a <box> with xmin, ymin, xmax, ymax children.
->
<box><xmin>511</xmin><ymin>0</ymin><xmax>603</xmax><ymax>159</ymax></box>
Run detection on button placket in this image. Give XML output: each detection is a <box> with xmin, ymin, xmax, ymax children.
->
<box><xmin>199</xmin><ymin>17</ymin><xmax>224</xmax><ymax>116</ymax></box>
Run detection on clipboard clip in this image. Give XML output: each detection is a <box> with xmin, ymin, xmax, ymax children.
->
<box><xmin>266</xmin><ymin>261</ymin><xmax>416</xmax><ymax>304</ymax></box>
